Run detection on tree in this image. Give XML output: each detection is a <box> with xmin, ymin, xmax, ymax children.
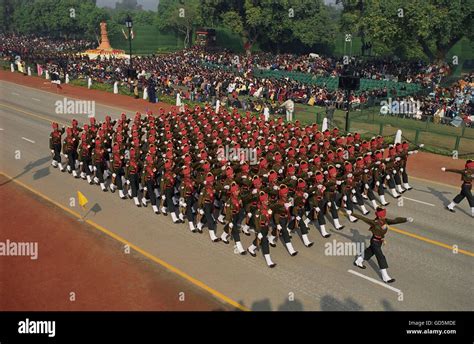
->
<box><xmin>156</xmin><ymin>0</ymin><xmax>202</xmax><ymax>48</ymax></box>
<box><xmin>338</xmin><ymin>0</ymin><xmax>474</xmax><ymax>61</ymax></box>
<box><xmin>200</xmin><ymin>0</ymin><xmax>337</xmax><ymax>54</ymax></box>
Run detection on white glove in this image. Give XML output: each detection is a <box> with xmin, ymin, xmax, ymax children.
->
<box><xmin>161</xmin><ymin>195</ymin><xmax>166</xmax><ymax>200</ymax></box>
<box><xmin>143</xmin><ymin>186</ymin><xmax>147</xmax><ymax>192</ymax></box>
<box><xmin>291</xmin><ymin>175</ymin><xmax>297</xmax><ymax>180</ymax></box>
<box><xmin>273</xmin><ymin>185</ymin><xmax>279</xmax><ymax>190</ymax></box>
<box><xmin>336</xmin><ymin>164</ymin><xmax>341</xmax><ymax>168</ymax></box>
<box><xmin>229</xmin><ymin>222</ymin><xmax>234</xmax><ymax>229</ymax></box>
<box><xmin>365</xmin><ymin>184</ymin><xmax>370</xmax><ymax>190</ymax></box>
<box><xmin>375</xmin><ymin>161</ymin><xmax>381</xmax><ymax>165</ymax></box>
<box><xmin>268</xmin><ymin>209</ymin><xmax>273</xmax><ymax>215</ymax></box>
<box><xmin>347</xmin><ymin>173</ymin><xmax>353</xmax><ymax>178</ymax></box>
<box><xmin>247</xmin><ymin>212</ymin><xmax>252</xmax><ymax>218</ymax></box>
<box><xmin>315</xmin><ymin>207</ymin><xmax>320</xmax><ymax>212</ymax></box>
<box><xmin>303</xmin><ymin>193</ymin><xmax>309</xmax><ymax>199</ymax></box>
<box><xmin>317</xmin><ymin>184</ymin><xmax>324</xmax><ymax>189</ymax></box>
<box><xmin>51</xmin><ymin>149</ymin><xmax>55</xmax><ymax>154</ymax></box>
<box><xmin>386</xmin><ymin>175</ymin><xmax>391</xmax><ymax>180</ymax></box>
<box><xmin>198</xmin><ymin>208</ymin><xmax>204</xmax><ymax>215</ymax></box>
<box><xmin>395</xmin><ymin>157</ymin><xmax>401</xmax><ymax>161</ymax></box>
<box><xmin>400</xmin><ymin>168</ymin><xmax>404</xmax><ymax>173</ymax></box>
<box><xmin>364</xmin><ymin>169</ymin><xmax>369</xmax><ymax>173</ymax></box>
<box><xmin>352</xmin><ymin>189</ymin><xmax>356</xmax><ymax>194</ymax></box>
<box><xmin>336</xmin><ymin>180</ymin><xmax>342</xmax><ymax>185</ymax></box>
<box><xmin>407</xmin><ymin>217</ymin><xmax>414</xmax><ymax>223</ymax></box>
<box><xmin>278</xmin><ymin>169</ymin><xmax>283</xmax><ymax>174</ymax></box>
<box><xmin>376</xmin><ymin>181</ymin><xmax>380</xmax><ymax>186</ymax></box>
<box><xmin>126</xmin><ymin>180</ymin><xmax>131</xmax><ymax>185</ymax></box>
<box><xmin>252</xmin><ymin>189</ymin><xmax>258</xmax><ymax>194</ymax></box>
<box><xmin>221</xmin><ymin>166</ymin><xmax>226</xmax><ymax>170</ymax></box>
<box><xmin>342</xmin><ymin>195</ymin><xmax>347</xmax><ymax>201</ymax></box>
<box><xmin>224</xmin><ymin>185</ymin><xmax>230</xmax><ymax>190</ymax></box>
<box><xmin>441</xmin><ymin>167</ymin><xmax>446</xmax><ymax>172</ymax></box>
<box><xmin>284</xmin><ymin>202</ymin><xmax>291</xmax><ymax>209</ymax></box>
<box><xmin>308</xmin><ymin>172</ymin><xmax>313</xmax><ymax>177</ymax></box>
<box><xmin>277</xmin><ymin>224</ymin><xmax>282</xmax><ymax>230</ymax></box>
<box><xmin>392</xmin><ymin>170</ymin><xmax>397</xmax><ymax>174</ymax></box>
<box><xmin>296</xmin><ymin>216</ymin><xmax>301</xmax><ymax>221</ymax></box>
<box><xmin>257</xmin><ymin>233</ymin><xmax>263</xmax><ymax>240</ymax></box>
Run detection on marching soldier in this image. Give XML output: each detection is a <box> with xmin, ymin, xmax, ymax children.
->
<box><xmin>109</xmin><ymin>142</ymin><xmax>127</xmax><ymax>199</ymax></box>
<box><xmin>179</xmin><ymin>165</ymin><xmax>197</xmax><ymax>232</ymax></box>
<box><xmin>247</xmin><ymin>191</ymin><xmax>277</xmax><ymax>268</ymax></box>
<box><xmin>78</xmin><ymin>132</ymin><xmax>93</xmax><ymax>184</ymax></box>
<box><xmin>141</xmin><ymin>154</ymin><xmax>160</xmax><ymax>214</ymax></box>
<box><xmin>125</xmin><ymin>148</ymin><xmax>142</xmax><ymax>206</ymax></box>
<box><xmin>62</xmin><ymin>128</ymin><xmax>78</xmax><ymax>177</ymax></box>
<box><xmin>50</xmin><ymin>122</ymin><xmax>64</xmax><ymax>169</ymax></box>
<box><xmin>197</xmin><ymin>172</ymin><xmax>220</xmax><ymax>241</ymax></box>
<box><xmin>91</xmin><ymin>137</ymin><xmax>107</xmax><ymax>191</ymax></box>
<box><xmin>353</xmin><ymin>207</ymin><xmax>413</xmax><ymax>283</ymax></box>
<box><xmin>442</xmin><ymin>160</ymin><xmax>474</xmax><ymax>217</ymax></box>
<box><xmin>221</xmin><ymin>182</ymin><xmax>247</xmax><ymax>254</ymax></box>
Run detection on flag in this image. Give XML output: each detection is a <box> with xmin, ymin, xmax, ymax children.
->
<box><xmin>37</xmin><ymin>64</ymin><xmax>43</xmax><ymax>76</ymax></box>
<box><xmin>77</xmin><ymin>191</ymin><xmax>88</xmax><ymax>208</ymax></box>
<box><xmin>122</xmin><ymin>28</ymin><xmax>128</xmax><ymax>40</ymax></box>
<box><xmin>130</xmin><ymin>28</ymin><xmax>134</xmax><ymax>40</ymax></box>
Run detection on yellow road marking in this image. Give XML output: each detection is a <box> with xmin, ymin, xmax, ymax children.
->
<box><xmin>0</xmin><ymin>171</ymin><xmax>250</xmax><ymax>312</ymax></box>
<box><xmin>0</xmin><ymin>102</ymin><xmax>68</xmax><ymax>127</ymax></box>
<box><xmin>2</xmin><ymin>100</ymin><xmax>472</xmax><ymax>259</ymax></box>
<box><xmin>388</xmin><ymin>225</ymin><xmax>474</xmax><ymax>257</ymax></box>
<box><xmin>339</xmin><ymin>211</ymin><xmax>473</xmax><ymax>258</ymax></box>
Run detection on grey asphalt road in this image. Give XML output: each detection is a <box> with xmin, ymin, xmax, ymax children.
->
<box><xmin>1</xmin><ymin>80</ymin><xmax>473</xmax><ymax>311</ymax></box>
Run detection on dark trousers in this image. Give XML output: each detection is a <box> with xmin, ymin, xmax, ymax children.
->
<box><xmin>278</xmin><ymin>217</ymin><xmax>292</xmax><ymax>244</ymax></box>
<box><xmin>164</xmin><ymin>187</ymin><xmax>176</xmax><ymax>212</ymax></box>
<box><xmin>453</xmin><ymin>183</ymin><xmax>473</xmax><ymax>206</ymax></box>
<box><xmin>253</xmin><ymin>226</ymin><xmax>270</xmax><ymax>254</ymax></box>
<box><xmin>203</xmin><ymin>202</ymin><xmax>216</xmax><ymax>231</ymax></box>
<box><xmin>113</xmin><ymin>167</ymin><xmax>124</xmax><ymax>190</ymax></box>
<box><xmin>53</xmin><ymin>143</ymin><xmax>61</xmax><ymax>162</ymax></box>
<box><xmin>95</xmin><ymin>162</ymin><xmax>105</xmax><ymax>183</ymax></box>
<box><xmin>402</xmin><ymin>169</ymin><xmax>409</xmax><ymax>184</ymax></box>
<box><xmin>185</xmin><ymin>195</ymin><xmax>195</xmax><ymax>221</ymax></box>
<box><xmin>145</xmin><ymin>180</ymin><xmax>157</xmax><ymax>206</ymax></box>
<box><xmin>363</xmin><ymin>238</ymin><xmax>388</xmax><ymax>269</ymax></box>
<box><xmin>81</xmin><ymin>157</ymin><xmax>92</xmax><ymax>175</ymax></box>
<box><xmin>67</xmin><ymin>151</ymin><xmax>76</xmax><ymax>171</ymax></box>
<box><xmin>129</xmin><ymin>173</ymin><xmax>140</xmax><ymax>197</ymax></box>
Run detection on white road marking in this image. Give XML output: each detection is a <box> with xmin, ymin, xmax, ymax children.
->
<box><xmin>402</xmin><ymin>196</ymin><xmax>435</xmax><ymax>207</ymax></box>
<box><xmin>32</xmin><ymin>98</ymin><xmax>41</xmax><ymax>101</ymax></box>
<box><xmin>348</xmin><ymin>269</ymin><xmax>402</xmax><ymax>295</ymax></box>
<box><xmin>0</xmin><ymin>128</ymin><xmax>4</xmax><ymax>131</ymax></box>
<box><xmin>12</xmin><ymin>92</ymin><xmax>20</xmax><ymax>96</ymax></box>
<box><xmin>21</xmin><ymin>137</ymin><xmax>35</xmax><ymax>144</ymax></box>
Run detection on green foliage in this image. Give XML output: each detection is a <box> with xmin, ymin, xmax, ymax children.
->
<box><xmin>7</xmin><ymin>0</ymin><xmax>108</xmax><ymax>38</ymax></box>
<box><xmin>339</xmin><ymin>0</ymin><xmax>474</xmax><ymax>61</ymax></box>
<box><xmin>156</xmin><ymin>0</ymin><xmax>202</xmax><ymax>48</ymax></box>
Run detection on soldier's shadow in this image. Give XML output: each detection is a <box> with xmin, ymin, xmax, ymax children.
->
<box><xmin>0</xmin><ymin>156</ymin><xmax>51</xmax><ymax>186</ymax></box>
<box><xmin>419</xmin><ymin>186</ymin><xmax>471</xmax><ymax>217</ymax></box>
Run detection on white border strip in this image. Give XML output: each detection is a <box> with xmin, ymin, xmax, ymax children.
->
<box><xmin>348</xmin><ymin>269</ymin><xmax>402</xmax><ymax>294</ymax></box>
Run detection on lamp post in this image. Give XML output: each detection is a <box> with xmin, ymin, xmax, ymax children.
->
<box><xmin>125</xmin><ymin>15</ymin><xmax>133</xmax><ymax>80</ymax></box>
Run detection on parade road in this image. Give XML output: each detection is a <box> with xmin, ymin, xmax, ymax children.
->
<box><xmin>1</xmin><ymin>80</ymin><xmax>473</xmax><ymax>311</ymax></box>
